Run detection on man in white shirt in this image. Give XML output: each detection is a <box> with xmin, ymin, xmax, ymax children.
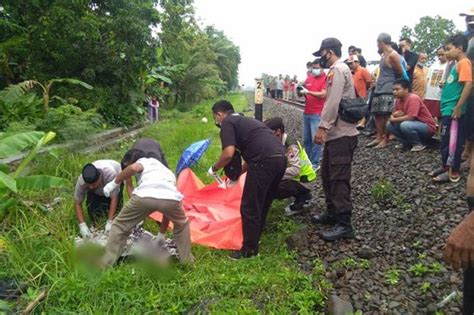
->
<box><xmin>424</xmin><ymin>46</ymin><xmax>448</xmax><ymax>121</ymax></box>
<box><xmin>74</xmin><ymin>160</ymin><xmax>122</xmax><ymax>238</ymax></box>
<box><xmin>100</xmin><ymin>149</ymin><xmax>194</xmax><ymax>267</ymax></box>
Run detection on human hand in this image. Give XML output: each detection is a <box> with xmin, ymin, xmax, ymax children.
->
<box><xmin>443</xmin><ymin>211</ymin><xmax>474</xmax><ymax>270</ymax></box>
<box><xmin>105</xmin><ymin>220</ymin><xmax>113</xmax><ymax>233</ymax></box>
<box><xmin>301</xmin><ymin>87</ymin><xmax>309</xmax><ymax>95</ymax></box>
<box><xmin>452</xmin><ymin>107</ymin><xmax>462</xmax><ymax>119</ymax></box>
<box><xmin>314</xmin><ymin>128</ymin><xmax>327</xmax><ymax>144</ymax></box>
<box><xmin>392</xmin><ymin>110</ymin><xmax>404</xmax><ymax>118</ymax></box>
<box><xmin>103</xmin><ymin>180</ymin><xmax>119</xmax><ymax>197</ymax></box>
<box><xmin>207</xmin><ymin>166</ymin><xmax>217</xmax><ymax>177</ymax></box>
<box><xmin>79</xmin><ymin>222</ymin><xmax>92</xmax><ymax>238</ymax></box>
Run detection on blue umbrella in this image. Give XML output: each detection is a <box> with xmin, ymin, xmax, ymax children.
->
<box><xmin>176</xmin><ymin>139</ymin><xmax>211</xmax><ymax>175</ymax></box>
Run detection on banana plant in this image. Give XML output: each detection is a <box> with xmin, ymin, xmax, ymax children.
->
<box><xmin>0</xmin><ymin>131</ymin><xmax>69</xmax><ymax>218</ymax></box>
<box><xmin>0</xmin><ymin>78</ymin><xmax>93</xmax><ymax>114</ymax></box>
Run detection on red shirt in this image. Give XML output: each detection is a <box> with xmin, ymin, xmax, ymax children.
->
<box><xmin>394</xmin><ymin>93</ymin><xmax>436</xmax><ymax>135</ymax></box>
<box><xmin>304</xmin><ymin>74</ymin><xmax>326</xmax><ymax>114</ymax></box>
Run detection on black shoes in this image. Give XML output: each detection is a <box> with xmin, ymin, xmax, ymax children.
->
<box><xmin>229</xmin><ymin>250</ymin><xmax>258</xmax><ymax>260</ymax></box>
<box><xmin>320</xmin><ymin>224</ymin><xmax>355</xmax><ymax>242</ymax></box>
<box><xmin>312</xmin><ymin>213</ymin><xmax>337</xmax><ymax>225</ymax></box>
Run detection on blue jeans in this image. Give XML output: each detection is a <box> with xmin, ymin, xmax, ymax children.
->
<box><xmin>386</xmin><ymin>120</ymin><xmax>432</xmax><ymax>146</ymax></box>
<box><xmin>303</xmin><ymin>113</ymin><xmax>322</xmax><ymax>168</ymax></box>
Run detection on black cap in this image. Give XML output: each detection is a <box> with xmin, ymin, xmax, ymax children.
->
<box><xmin>264</xmin><ymin>117</ymin><xmax>285</xmax><ymax>132</ymax></box>
<box><xmin>82</xmin><ymin>163</ymin><xmax>100</xmax><ymax>184</ymax></box>
<box><xmin>313</xmin><ymin>37</ymin><xmax>342</xmax><ymax>57</ymax></box>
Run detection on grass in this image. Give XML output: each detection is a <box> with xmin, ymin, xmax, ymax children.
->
<box><xmin>0</xmin><ymin>93</ymin><xmax>326</xmax><ymax>313</ymax></box>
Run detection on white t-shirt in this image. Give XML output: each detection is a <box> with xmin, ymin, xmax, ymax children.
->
<box><xmin>133</xmin><ymin>158</ymin><xmax>183</xmax><ymax>201</ymax></box>
<box><xmin>424</xmin><ymin>61</ymin><xmax>448</xmax><ymax>101</ymax></box>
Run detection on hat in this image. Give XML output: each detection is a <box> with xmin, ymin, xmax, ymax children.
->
<box><xmin>313</xmin><ymin>37</ymin><xmax>342</xmax><ymax>57</ymax></box>
<box><xmin>264</xmin><ymin>117</ymin><xmax>285</xmax><ymax>132</ymax></box>
<box><xmin>347</xmin><ymin>55</ymin><xmax>360</xmax><ymax>63</ymax></box>
<box><xmin>460</xmin><ymin>7</ymin><xmax>474</xmax><ymax>17</ymax></box>
<box><xmin>82</xmin><ymin>163</ymin><xmax>100</xmax><ymax>184</ymax></box>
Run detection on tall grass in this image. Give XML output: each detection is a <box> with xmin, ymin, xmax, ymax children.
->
<box><xmin>0</xmin><ymin>94</ymin><xmax>327</xmax><ymax>313</ymax></box>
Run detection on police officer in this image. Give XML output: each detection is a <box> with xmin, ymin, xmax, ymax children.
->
<box><xmin>264</xmin><ymin>117</ymin><xmax>315</xmax><ymax>216</ymax></box>
<box><xmin>74</xmin><ymin>160</ymin><xmax>122</xmax><ymax>238</ymax></box>
<box><xmin>313</xmin><ymin>38</ymin><xmax>359</xmax><ymax>241</ymax></box>
<box><xmin>209</xmin><ymin>100</ymin><xmax>286</xmax><ymax>259</ymax></box>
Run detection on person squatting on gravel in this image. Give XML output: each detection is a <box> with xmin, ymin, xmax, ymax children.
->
<box><xmin>312</xmin><ymin>38</ymin><xmax>359</xmax><ymax>242</ymax></box>
<box><xmin>100</xmin><ymin>150</ymin><xmax>194</xmax><ymax>267</ymax></box>
<box><xmin>386</xmin><ymin>79</ymin><xmax>437</xmax><ymax>152</ymax></box>
<box><xmin>444</xmin><ymin>10</ymin><xmax>474</xmax><ymax>315</ymax></box>
<box><xmin>264</xmin><ymin>117</ymin><xmax>316</xmax><ymax>216</ymax></box>
<box><xmin>74</xmin><ymin>160</ymin><xmax>123</xmax><ymax>238</ymax></box>
<box><xmin>209</xmin><ymin>100</ymin><xmax>286</xmax><ymax>259</ymax></box>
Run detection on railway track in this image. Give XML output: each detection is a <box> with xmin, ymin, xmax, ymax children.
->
<box><xmin>265</xmin><ymin>97</ymin><xmax>305</xmax><ymax>110</ymax></box>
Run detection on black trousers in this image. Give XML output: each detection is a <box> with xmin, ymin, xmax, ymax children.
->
<box><xmin>321</xmin><ymin>136</ymin><xmax>358</xmax><ymax>224</ymax></box>
<box><xmin>276</xmin><ymin>89</ymin><xmax>283</xmax><ymax>99</ymax></box>
<box><xmin>465</xmin><ymin>266</ymin><xmax>474</xmax><ymax>315</ymax></box>
<box><xmin>240</xmin><ymin>156</ymin><xmax>286</xmax><ymax>253</ymax></box>
<box><xmin>275</xmin><ymin>179</ymin><xmax>310</xmax><ymax>201</ymax></box>
<box><xmin>86</xmin><ymin>186</ymin><xmax>123</xmax><ymax>224</ymax></box>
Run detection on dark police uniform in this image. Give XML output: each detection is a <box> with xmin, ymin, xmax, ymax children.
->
<box><xmin>220</xmin><ymin>114</ymin><xmax>286</xmax><ymax>254</ymax></box>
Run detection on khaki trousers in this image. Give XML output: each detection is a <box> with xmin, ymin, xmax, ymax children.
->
<box><xmin>100</xmin><ymin>195</ymin><xmax>194</xmax><ymax>267</ymax></box>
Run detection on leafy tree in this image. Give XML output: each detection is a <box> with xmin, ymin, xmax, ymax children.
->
<box><xmin>400</xmin><ymin>16</ymin><xmax>459</xmax><ymax>58</ymax></box>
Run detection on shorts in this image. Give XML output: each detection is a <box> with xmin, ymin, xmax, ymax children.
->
<box><xmin>424</xmin><ymin>99</ymin><xmax>441</xmax><ymax>118</ymax></box>
<box><xmin>371</xmin><ymin>94</ymin><xmax>394</xmax><ymax>115</ymax></box>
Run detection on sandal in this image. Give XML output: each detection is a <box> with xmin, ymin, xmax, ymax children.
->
<box><xmin>432</xmin><ymin>172</ymin><xmax>450</xmax><ymax>183</ymax></box>
<box><xmin>429</xmin><ymin>167</ymin><xmax>448</xmax><ymax>177</ymax></box>
<box><xmin>448</xmin><ymin>170</ymin><xmax>461</xmax><ymax>182</ymax></box>
<box><xmin>366</xmin><ymin>139</ymin><xmax>380</xmax><ymax>148</ymax></box>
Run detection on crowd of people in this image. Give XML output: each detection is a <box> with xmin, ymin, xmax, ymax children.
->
<box><xmin>264</xmin><ymin>74</ymin><xmax>300</xmax><ymax>100</ymax></box>
<box><xmin>72</xmin><ymin>7</ymin><xmax>474</xmax><ymax>313</ymax></box>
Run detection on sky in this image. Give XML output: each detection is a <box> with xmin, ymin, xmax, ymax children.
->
<box><xmin>193</xmin><ymin>0</ymin><xmax>468</xmax><ymax>88</ymax></box>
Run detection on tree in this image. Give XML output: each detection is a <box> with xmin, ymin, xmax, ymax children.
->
<box><xmin>400</xmin><ymin>16</ymin><xmax>459</xmax><ymax>59</ymax></box>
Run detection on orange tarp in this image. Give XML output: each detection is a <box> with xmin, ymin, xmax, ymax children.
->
<box><xmin>149</xmin><ymin>168</ymin><xmax>244</xmax><ymax>250</ymax></box>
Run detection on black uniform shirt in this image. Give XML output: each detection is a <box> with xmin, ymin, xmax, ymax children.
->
<box><xmin>220</xmin><ymin>114</ymin><xmax>285</xmax><ymax>163</ymax></box>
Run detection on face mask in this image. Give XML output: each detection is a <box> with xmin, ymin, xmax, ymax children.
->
<box><xmin>417</xmin><ymin>62</ymin><xmax>425</xmax><ymax>67</ymax></box>
<box><xmin>312</xmin><ymin>68</ymin><xmax>322</xmax><ymax>76</ymax></box>
<box><xmin>319</xmin><ymin>52</ymin><xmax>329</xmax><ymax>69</ymax></box>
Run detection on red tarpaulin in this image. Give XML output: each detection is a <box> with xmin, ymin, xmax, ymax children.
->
<box><xmin>149</xmin><ymin>168</ymin><xmax>244</xmax><ymax>250</ymax></box>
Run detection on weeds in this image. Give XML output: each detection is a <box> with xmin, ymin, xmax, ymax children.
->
<box><xmin>409</xmin><ymin>263</ymin><xmax>430</xmax><ymax>277</ymax></box>
<box><xmin>385</xmin><ymin>269</ymin><xmax>400</xmax><ymax>285</ymax></box>
<box><xmin>371</xmin><ymin>179</ymin><xmax>395</xmax><ymax>202</ymax></box>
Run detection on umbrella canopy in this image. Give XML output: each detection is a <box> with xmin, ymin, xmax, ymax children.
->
<box><xmin>175</xmin><ymin>139</ymin><xmax>211</xmax><ymax>175</ymax></box>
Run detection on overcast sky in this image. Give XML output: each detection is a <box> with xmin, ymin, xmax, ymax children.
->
<box><xmin>193</xmin><ymin>0</ymin><xmax>468</xmax><ymax>87</ymax></box>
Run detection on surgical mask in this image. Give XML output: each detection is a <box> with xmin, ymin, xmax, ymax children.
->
<box><xmin>417</xmin><ymin>62</ymin><xmax>425</xmax><ymax>67</ymax></box>
<box><xmin>312</xmin><ymin>68</ymin><xmax>322</xmax><ymax>76</ymax></box>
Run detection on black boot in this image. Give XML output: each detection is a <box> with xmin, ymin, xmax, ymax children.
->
<box><xmin>320</xmin><ymin>215</ymin><xmax>354</xmax><ymax>242</ymax></box>
<box><xmin>468</xmin><ymin>196</ymin><xmax>474</xmax><ymax>211</ymax></box>
<box><xmin>312</xmin><ymin>212</ymin><xmax>337</xmax><ymax>225</ymax></box>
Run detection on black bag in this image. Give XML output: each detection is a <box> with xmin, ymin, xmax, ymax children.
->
<box><xmin>338</xmin><ymin>98</ymin><xmax>368</xmax><ymax>124</ymax></box>
<box><xmin>224</xmin><ymin>151</ymin><xmax>242</xmax><ymax>181</ymax></box>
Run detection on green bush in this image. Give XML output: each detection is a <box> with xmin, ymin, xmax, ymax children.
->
<box><xmin>38</xmin><ymin>105</ymin><xmax>104</xmax><ymax>142</ymax></box>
